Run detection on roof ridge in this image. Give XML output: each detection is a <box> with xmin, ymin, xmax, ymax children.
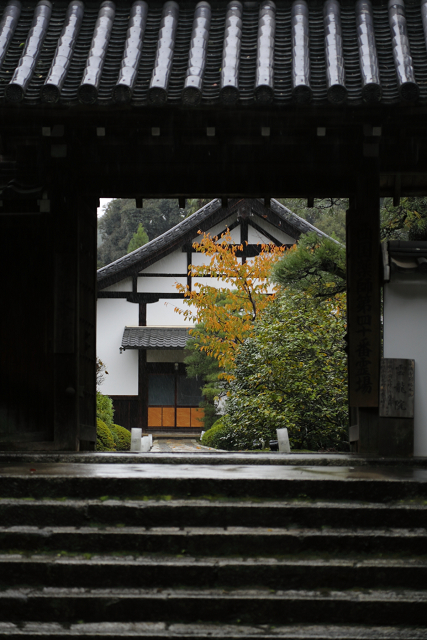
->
<box><xmin>97</xmin><ymin>198</ymin><xmax>222</xmax><ymax>286</ymax></box>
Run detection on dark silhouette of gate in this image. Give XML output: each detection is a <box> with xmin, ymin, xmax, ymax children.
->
<box><xmin>1</xmin><ymin>0</ymin><xmax>425</xmax><ymax>451</ymax></box>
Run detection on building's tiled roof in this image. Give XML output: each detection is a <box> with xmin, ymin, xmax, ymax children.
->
<box><xmin>388</xmin><ymin>240</ymin><xmax>427</xmax><ymax>274</ymax></box>
<box><xmin>97</xmin><ymin>197</ymin><xmax>334</xmax><ymax>289</ymax></box>
<box><xmin>1</xmin><ymin>0</ymin><xmax>427</xmax><ymax>108</ymax></box>
<box><xmin>122</xmin><ymin>326</ymin><xmax>190</xmax><ymax>349</ymax></box>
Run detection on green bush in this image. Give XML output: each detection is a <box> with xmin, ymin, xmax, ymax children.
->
<box><xmin>96</xmin><ymin>418</ymin><xmax>116</xmax><ymax>452</ymax></box>
<box><xmin>96</xmin><ymin>391</ymin><xmax>114</xmax><ymax>427</ymax></box>
<box><xmin>221</xmin><ymin>292</ymin><xmax>348</xmax><ymax>452</ymax></box>
<box><xmin>110</xmin><ymin>424</ymin><xmax>131</xmax><ymax>451</ymax></box>
<box><xmin>201</xmin><ymin>418</ymin><xmax>237</xmax><ymax>451</ymax></box>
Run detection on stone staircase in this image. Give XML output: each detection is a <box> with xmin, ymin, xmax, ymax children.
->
<box><xmin>0</xmin><ymin>457</ymin><xmax>426</xmax><ymax>638</ymax></box>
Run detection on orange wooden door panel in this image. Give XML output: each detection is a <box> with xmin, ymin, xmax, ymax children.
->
<box><xmin>163</xmin><ymin>407</ymin><xmax>176</xmax><ymax>427</ymax></box>
<box><xmin>176</xmin><ymin>407</ymin><xmax>191</xmax><ymax>427</ymax></box>
<box><xmin>191</xmin><ymin>408</ymin><xmax>204</xmax><ymax>427</ymax></box>
<box><xmin>148</xmin><ymin>407</ymin><xmax>162</xmax><ymax>427</ymax></box>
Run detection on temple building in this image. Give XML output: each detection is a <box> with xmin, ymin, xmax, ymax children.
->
<box><xmin>97</xmin><ymin>198</ymin><xmax>333</xmax><ymax>434</ymax></box>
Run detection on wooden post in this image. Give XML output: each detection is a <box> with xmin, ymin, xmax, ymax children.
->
<box><xmin>139</xmin><ymin>302</ymin><xmax>148</xmax><ymax>432</ymax></box>
<box><xmin>346</xmin><ymin>165</ymin><xmax>381</xmax><ymax>454</ymax></box>
<box><xmin>0</xmin><ymin>190</ymin><xmax>97</xmax><ymax>451</ymax></box>
<box><xmin>53</xmin><ymin>192</ymin><xmax>97</xmax><ymax>450</ymax></box>
<box><xmin>0</xmin><ymin>199</ymin><xmax>55</xmax><ymax>449</ymax></box>
<box><xmin>77</xmin><ymin>197</ymin><xmax>97</xmax><ymax>449</ymax></box>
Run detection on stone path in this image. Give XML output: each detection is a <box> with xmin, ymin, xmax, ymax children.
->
<box><xmin>150</xmin><ymin>438</ymin><xmax>218</xmax><ymax>453</ymax></box>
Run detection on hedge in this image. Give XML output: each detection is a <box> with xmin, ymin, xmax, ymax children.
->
<box><xmin>110</xmin><ymin>424</ymin><xmax>131</xmax><ymax>451</ymax></box>
<box><xmin>96</xmin><ymin>418</ymin><xmax>116</xmax><ymax>452</ymax></box>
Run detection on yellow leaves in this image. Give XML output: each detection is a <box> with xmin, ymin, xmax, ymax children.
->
<box><xmin>174</xmin><ymin>229</ymin><xmax>284</xmax><ymax>372</ymax></box>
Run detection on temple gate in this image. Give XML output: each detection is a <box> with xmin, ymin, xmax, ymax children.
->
<box><xmin>1</xmin><ymin>0</ymin><xmax>426</xmax><ymax>452</ymax></box>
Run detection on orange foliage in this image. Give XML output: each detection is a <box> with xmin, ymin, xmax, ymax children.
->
<box><xmin>174</xmin><ymin>230</ymin><xmax>286</xmax><ymax>375</ymax></box>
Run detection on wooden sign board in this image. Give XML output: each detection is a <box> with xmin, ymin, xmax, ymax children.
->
<box><xmin>379</xmin><ymin>359</ymin><xmax>415</xmax><ymax>418</ymax></box>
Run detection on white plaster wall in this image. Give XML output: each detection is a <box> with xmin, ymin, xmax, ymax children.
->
<box><xmin>102</xmin><ymin>278</ymin><xmax>133</xmax><ymax>292</ymax></box>
<box><xmin>137</xmin><ymin>277</ymin><xmax>187</xmax><ymax>293</ymax></box>
<box><xmin>192</xmin><ymin>277</ymin><xmax>235</xmax><ymax>290</ymax></box>
<box><xmin>253</xmin><ymin>217</ymin><xmax>296</xmax><ymax>244</ymax></box>
<box><xmin>147</xmin><ymin>300</ymin><xmax>194</xmax><ymax>325</ymax></box>
<box><xmin>383</xmin><ymin>272</ymin><xmax>427</xmax><ymax>456</ymax></box>
<box><xmin>192</xmin><ymin>215</ymin><xmax>236</xmax><ymax>242</ymax></box>
<box><xmin>141</xmin><ymin>251</ymin><xmax>187</xmax><ymax>274</ymax></box>
<box><xmin>247</xmin><ymin>226</ymin><xmax>273</xmax><ymax>244</ymax></box>
<box><xmin>190</xmin><ymin>252</ymin><xmax>214</xmax><ymax>267</ymax></box>
<box><xmin>97</xmin><ymin>298</ymin><xmax>138</xmax><ymax>396</ymax></box>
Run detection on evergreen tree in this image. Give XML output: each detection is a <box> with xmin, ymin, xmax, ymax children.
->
<box><xmin>272</xmin><ymin>231</ymin><xmax>346</xmax><ymax>299</ymax></box>
<box><xmin>221</xmin><ymin>291</ymin><xmax>348</xmax><ymax>451</ymax></box>
<box><xmin>279</xmin><ymin>198</ymin><xmax>348</xmax><ymax>243</ymax></box>
<box><xmin>127</xmin><ymin>223</ymin><xmax>149</xmax><ymax>253</ymax></box>
<box><xmin>184</xmin><ymin>332</ymin><xmax>225</xmax><ymax>430</ymax></box>
<box><xmin>97</xmin><ymin>199</ymin><xmax>187</xmax><ymax>267</ymax></box>
<box><xmin>380</xmin><ymin>196</ymin><xmax>427</xmax><ymax>241</ymax></box>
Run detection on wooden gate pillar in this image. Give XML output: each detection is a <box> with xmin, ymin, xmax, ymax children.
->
<box><xmin>53</xmin><ymin>190</ymin><xmax>97</xmax><ymax>450</ymax></box>
<box><xmin>0</xmin><ymin>189</ymin><xmax>96</xmax><ymax>451</ymax></box>
<box><xmin>346</xmin><ymin>165</ymin><xmax>381</xmax><ymax>454</ymax></box>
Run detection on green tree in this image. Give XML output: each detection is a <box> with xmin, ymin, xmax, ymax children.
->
<box><xmin>279</xmin><ymin>198</ymin><xmax>348</xmax><ymax>243</ymax></box>
<box><xmin>380</xmin><ymin>196</ymin><xmax>427</xmax><ymax>241</ymax></box>
<box><xmin>272</xmin><ymin>231</ymin><xmax>346</xmax><ymax>299</ymax></box>
<box><xmin>184</xmin><ymin>331</ymin><xmax>225</xmax><ymax>429</ymax></box>
<box><xmin>221</xmin><ymin>291</ymin><xmax>348</xmax><ymax>451</ymax></box>
<box><xmin>185</xmin><ymin>198</ymin><xmax>211</xmax><ymax>217</ymax></box>
<box><xmin>127</xmin><ymin>223</ymin><xmax>149</xmax><ymax>253</ymax></box>
<box><xmin>97</xmin><ymin>199</ymin><xmax>187</xmax><ymax>267</ymax></box>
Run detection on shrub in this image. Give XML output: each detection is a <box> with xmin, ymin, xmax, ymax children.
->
<box><xmin>110</xmin><ymin>424</ymin><xmax>131</xmax><ymax>451</ymax></box>
<box><xmin>96</xmin><ymin>391</ymin><xmax>114</xmax><ymax>427</ymax></box>
<box><xmin>96</xmin><ymin>418</ymin><xmax>116</xmax><ymax>452</ymax></box>
<box><xmin>201</xmin><ymin>417</ymin><xmax>237</xmax><ymax>451</ymax></box>
<box><xmin>222</xmin><ymin>292</ymin><xmax>348</xmax><ymax>452</ymax></box>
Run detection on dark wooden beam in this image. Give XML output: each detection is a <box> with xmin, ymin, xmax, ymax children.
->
<box><xmin>346</xmin><ymin>163</ymin><xmax>381</xmax><ymax>455</ymax></box>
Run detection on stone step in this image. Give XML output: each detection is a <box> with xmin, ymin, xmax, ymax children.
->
<box><xmin>1</xmin><ymin>555</ymin><xmax>427</xmax><ymax>590</ymax></box>
<box><xmin>1</xmin><ymin>464</ymin><xmax>427</xmax><ymax>502</ymax></box>
<box><xmin>3</xmin><ymin>452</ymin><xmax>427</xmax><ymax>467</ymax></box>
<box><xmin>0</xmin><ymin>621</ymin><xmax>425</xmax><ymax>639</ymax></box>
<box><xmin>2</xmin><ymin>498</ymin><xmax>427</xmax><ymax>529</ymax></box>
<box><xmin>1</xmin><ymin>588</ymin><xmax>426</xmax><ymax>626</ymax></box>
<box><xmin>1</xmin><ymin>525</ymin><xmax>426</xmax><ymax>556</ymax></box>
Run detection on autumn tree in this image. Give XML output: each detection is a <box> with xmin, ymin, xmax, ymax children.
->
<box><xmin>174</xmin><ymin>231</ymin><xmax>285</xmax><ymax>376</ymax></box>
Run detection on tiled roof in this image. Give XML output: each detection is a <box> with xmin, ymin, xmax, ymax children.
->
<box><xmin>389</xmin><ymin>240</ymin><xmax>427</xmax><ymax>274</ymax></box>
<box><xmin>122</xmin><ymin>326</ymin><xmax>190</xmax><ymax>349</ymax></box>
<box><xmin>97</xmin><ymin>197</ymin><xmax>334</xmax><ymax>289</ymax></box>
<box><xmin>1</xmin><ymin>0</ymin><xmax>427</xmax><ymax>108</ymax></box>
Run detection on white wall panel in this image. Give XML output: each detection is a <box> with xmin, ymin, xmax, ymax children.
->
<box><xmin>97</xmin><ymin>298</ymin><xmax>138</xmax><ymax>396</ymax></box>
<box><xmin>253</xmin><ymin>216</ymin><xmax>296</xmax><ymax>244</ymax></box>
<box><xmin>146</xmin><ymin>300</ymin><xmax>194</xmax><ymax>325</ymax></box>
<box><xmin>137</xmin><ymin>277</ymin><xmax>187</xmax><ymax>293</ymax></box>
<box><xmin>247</xmin><ymin>226</ymin><xmax>273</xmax><ymax>244</ymax></box>
<box><xmin>103</xmin><ymin>278</ymin><xmax>133</xmax><ymax>292</ymax></box>
<box><xmin>190</xmin><ymin>252</ymin><xmax>213</xmax><ymax>267</ymax></box>
<box><xmin>383</xmin><ymin>272</ymin><xmax>427</xmax><ymax>456</ymax></box>
<box><xmin>192</xmin><ymin>214</ymin><xmax>236</xmax><ymax>243</ymax></box>
<box><xmin>141</xmin><ymin>250</ymin><xmax>187</xmax><ymax>274</ymax></box>
<box><xmin>193</xmin><ymin>277</ymin><xmax>234</xmax><ymax>290</ymax></box>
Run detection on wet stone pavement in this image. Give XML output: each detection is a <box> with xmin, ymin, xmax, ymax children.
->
<box><xmin>150</xmin><ymin>438</ymin><xmax>219</xmax><ymax>453</ymax></box>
